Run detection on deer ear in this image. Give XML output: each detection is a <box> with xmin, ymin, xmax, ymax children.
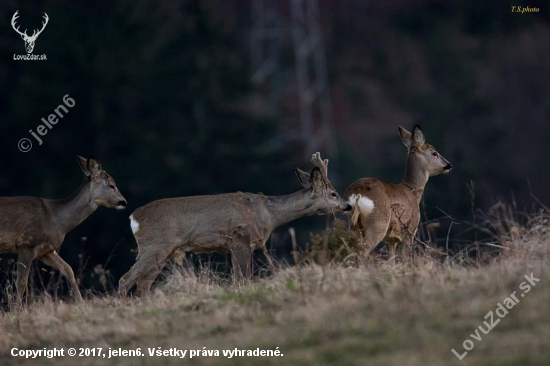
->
<box><xmin>77</xmin><ymin>155</ymin><xmax>91</xmax><ymax>176</ymax></box>
<box><xmin>309</xmin><ymin>167</ymin><xmax>324</xmax><ymax>192</ymax></box>
<box><xmin>87</xmin><ymin>157</ymin><xmax>102</xmax><ymax>177</ymax></box>
<box><xmin>412</xmin><ymin>124</ymin><xmax>425</xmax><ymax>146</ymax></box>
<box><xmin>398</xmin><ymin>126</ymin><xmax>412</xmax><ymax>148</ymax></box>
<box><xmin>295</xmin><ymin>168</ymin><xmax>311</xmax><ymax>188</ymax></box>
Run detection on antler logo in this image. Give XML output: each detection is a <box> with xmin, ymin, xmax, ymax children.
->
<box><xmin>11</xmin><ymin>11</ymin><xmax>49</xmax><ymax>54</ymax></box>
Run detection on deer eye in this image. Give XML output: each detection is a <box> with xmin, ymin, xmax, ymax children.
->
<box><xmin>109</xmin><ymin>184</ymin><xmax>115</xmax><ymax>190</ymax></box>
<box><xmin>331</xmin><ymin>192</ymin><xmax>337</xmax><ymax>197</ymax></box>
<box><xmin>432</xmin><ymin>152</ymin><xmax>438</xmax><ymax>156</ymax></box>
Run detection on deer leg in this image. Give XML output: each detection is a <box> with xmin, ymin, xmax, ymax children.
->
<box><xmin>118</xmin><ymin>266</ymin><xmax>140</xmax><ymax>296</ymax></box>
<box><xmin>388</xmin><ymin>242</ymin><xmax>398</xmax><ymax>259</ymax></box>
<box><xmin>39</xmin><ymin>251</ymin><xmax>83</xmax><ymax>302</ymax></box>
<box><xmin>231</xmin><ymin>244</ymin><xmax>253</xmax><ymax>282</ymax></box>
<box><xmin>136</xmin><ymin>246</ymin><xmax>178</xmax><ymax>296</ymax></box>
<box><xmin>401</xmin><ymin>234</ymin><xmax>414</xmax><ymax>259</ymax></box>
<box><xmin>135</xmin><ymin>267</ymin><xmax>162</xmax><ymax>297</ymax></box>
<box><xmin>118</xmin><ymin>270</ymin><xmax>132</xmax><ymax>293</ymax></box>
<box><xmin>119</xmin><ymin>245</ymin><xmax>173</xmax><ymax>296</ymax></box>
<box><xmin>360</xmin><ymin>228</ymin><xmax>387</xmax><ymax>259</ymax></box>
<box><xmin>135</xmin><ymin>250</ymin><xmax>179</xmax><ymax>296</ymax></box>
<box><xmin>118</xmin><ymin>254</ymin><xmax>150</xmax><ymax>296</ymax></box>
<box><xmin>15</xmin><ymin>249</ymin><xmax>33</xmax><ymax>302</ymax></box>
<box><xmin>357</xmin><ymin>206</ymin><xmax>392</xmax><ymax>261</ymax></box>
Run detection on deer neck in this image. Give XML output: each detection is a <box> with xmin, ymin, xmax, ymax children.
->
<box><xmin>50</xmin><ymin>178</ymin><xmax>98</xmax><ymax>234</ymax></box>
<box><xmin>402</xmin><ymin>154</ymin><xmax>429</xmax><ymax>204</ymax></box>
<box><xmin>267</xmin><ymin>190</ymin><xmax>315</xmax><ymax>228</ymax></box>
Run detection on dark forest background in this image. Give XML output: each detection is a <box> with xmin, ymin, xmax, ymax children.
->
<box><xmin>1</xmin><ymin>0</ymin><xmax>549</xmax><ymax>294</ymax></box>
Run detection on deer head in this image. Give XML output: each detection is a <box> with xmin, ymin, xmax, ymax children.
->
<box><xmin>295</xmin><ymin>152</ymin><xmax>352</xmax><ymax>215</ymax></box>
<box><xmin>76</xmin><ymin>156</ymin><xmax>128</xmax><ymax>210</ymax></box>
<box><xmin>398</xmin><ymin>124</ymin><xmax>452</xmax><ymax>177</ymax></box>
<box><xmin>11</xmin><ymin>11</ymin><xmax>49</xmax><ymax>54</ymax></box>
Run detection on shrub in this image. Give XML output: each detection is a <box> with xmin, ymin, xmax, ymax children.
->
<box><xmin>308</xmin><ymin>219</ymin><xmax>362</xmax><ymax>265</ymax></box>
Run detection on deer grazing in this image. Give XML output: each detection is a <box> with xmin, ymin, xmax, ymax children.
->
<box><xmin>11</xmin><ymin>11</ymin><xmax>49</xmax><ymax>54</ymax></box>
<box><xmin>345</xmin><ymin>125</ymin><xmax>451</xmax><ymax>258</ymax></box>
<box><xmin>119</xmin><ymin>152</ymin><xmax>351</xmax><ymax>296</ymax></box>
<box><xmin>0</xmin><ymin>156</ymin><xmax>127</xmax><ymax>302</ymax></box>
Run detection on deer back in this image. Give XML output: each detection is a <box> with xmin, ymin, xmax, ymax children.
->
<box><xmin>130</xmin><ymin>192</ymin><xmax>275</xmax><ymax>252</ymax></box>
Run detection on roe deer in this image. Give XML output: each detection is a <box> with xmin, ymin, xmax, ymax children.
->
<box><xmin>118</xmin><ymin>152</ymin><xmax>351</xmax><ymax>296</ymax></box>
<box><xmin>344</xmin><ymin>125</ymin><xmax>451</xmax><ymax>258</ymax></box>
<box><xmin>0</xmin><ymin>156</ymin><xmax>127</xmax><ymax>302</ymax></box>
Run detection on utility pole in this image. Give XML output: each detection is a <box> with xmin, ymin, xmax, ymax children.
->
<box><xmin>250</xmin><ymin>0</ymin><xmax>339</xmax><ymax>183</ymax></box>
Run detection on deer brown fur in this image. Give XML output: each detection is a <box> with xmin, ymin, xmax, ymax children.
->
<box><xmin>345</xmin><ymin>125</ymin><xmax>452</xmax><ymax>258</ymax></box>
<box><xmin>0</xmin><ymin>156</ymin><xmax>127</xmax><ymax>302</ymax></box>
<box><xmin>119</xmin><ymin>152</ymin><xmax>351</xmax><ymax>296</ymax></box>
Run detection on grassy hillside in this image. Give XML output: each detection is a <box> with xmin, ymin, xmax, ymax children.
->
<box><xmin>1</xmin><ymin>210</ymin><xmax>549</xmax><ymax>366</ymax></box>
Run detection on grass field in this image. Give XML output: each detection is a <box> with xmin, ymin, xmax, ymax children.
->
<box><xmin>1</xmin><ymin>210</ymin><xmax>549</xmax><ymax>365</ymax></box>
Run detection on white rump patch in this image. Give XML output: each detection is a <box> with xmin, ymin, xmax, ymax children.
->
<box><xmin>348</xmin><ymin>194</ymin><xmax>375</xmax><ymax>217</ymax></box>
<box><xmin>130</xmin><ymin>214</ymin><xmax>140</xmax><ymax>235</ymax></box>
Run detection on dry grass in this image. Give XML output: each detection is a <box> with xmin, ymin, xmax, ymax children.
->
<box><xmin>1</xmin><ymin>208</ymin><xmax>549</xmax><ymax>366</ymax></box>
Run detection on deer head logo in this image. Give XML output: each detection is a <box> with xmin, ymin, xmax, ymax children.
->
<box><xmin>11</xmin><ymin>11</ymin><xmax>49</xmax><ymax>54</ymax></box>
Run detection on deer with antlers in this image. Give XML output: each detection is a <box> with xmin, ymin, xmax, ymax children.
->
<box><xmin>11</xmin><ymin>10</ymin><xmax>49</xmax><ymax>54</ymax></box>
<box><xmin>119</xmin><ymin>152</ymin><xmax>351</xmax><ymax>296</ymax></box>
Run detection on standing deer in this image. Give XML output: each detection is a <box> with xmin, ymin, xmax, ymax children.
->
<box><xmin>345</xmin><ymin>125</ymin><xmax>451</xmax><ymax>258</ymax></box>
<box><xmin>119</xmin><ymin>153</ymin><xmax>351</xmax><ymax>296</ymax></box>
<box><xmin>0</xmin><ymin>156</ymin><xmax>127</xmax><ymax>302</ymax></box>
